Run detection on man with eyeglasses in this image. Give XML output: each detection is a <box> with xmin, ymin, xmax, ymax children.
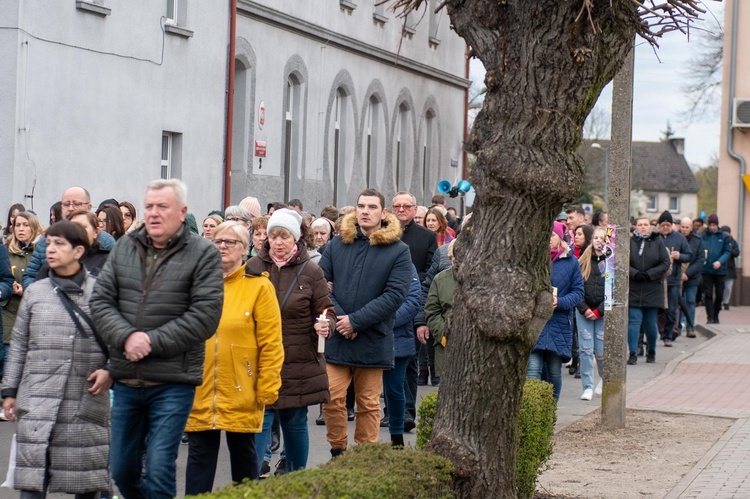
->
<box><xmin>22</xmin><ymin>186</ymin><xmax>117</xmax><ymax>288</ymax></box>
<box><xmin>391</xmin><ymin>191</ymin><xmax>437</xmax><ymax>432</ymax></box>
<box><xmin>90</xmin><ymin>179</ymin><xmax>223</xmax><ymax>499</ymax></box>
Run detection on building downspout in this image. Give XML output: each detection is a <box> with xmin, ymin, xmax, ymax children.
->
<box><xmin>728</xmin><ymin>0</ymin><xmax>746</xmax><ymax>273</ymax></box>
<box><xmin>223</xmin><ymin>0</ymin><xmax>237</xmax><ymax>207</ymax></box>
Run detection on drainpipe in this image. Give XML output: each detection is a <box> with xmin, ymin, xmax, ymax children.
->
<box><xmin>728</xmin><ymin>0</ymin><xmax>746</xmax><ymax>271</ymax></box>
<box><xmin>223</xmin><ymin>0</ymin><xmax>237</xmax><ymax>207</ymax></box>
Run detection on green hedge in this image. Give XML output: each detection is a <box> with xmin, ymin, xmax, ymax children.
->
<box><xmin>415</xmin><ymin>379</ymin><xmax>556</xmax><ymax>499</ymax></box>
<box><xmin>188</xmin><ymin>444</ymin><xmax>454</xmax><ymax>499</ymax></box>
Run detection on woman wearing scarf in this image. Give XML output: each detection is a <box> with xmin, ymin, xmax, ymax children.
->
<box><xmin>627</xmin><ymin>217</ymin><xmax>670</xmax><ymax>365</ymax></box>
<box><xmin>246</xmin><ymin>208</ymin><xmax>335</xmax><ymax>473</ymax></box>
<box><xmin>526</xmin><ymin>221</ymin><xmax>584</xmax><ymax>400</ymax></box>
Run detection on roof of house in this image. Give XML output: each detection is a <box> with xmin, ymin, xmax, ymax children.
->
<box><xmin>581</xmin><ymin>138</ymin><xmax>699</xmax><ymax>194</ymax></box>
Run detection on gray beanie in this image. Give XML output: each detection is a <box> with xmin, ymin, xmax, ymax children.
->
<box><xmin>267</xmin><ymin>208</ymin><xmax>302</xmax><ymax>241</ymax></box>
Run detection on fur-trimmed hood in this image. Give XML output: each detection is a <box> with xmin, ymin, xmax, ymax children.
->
<box><xmin>339</xmin><ymin>212</ymin><xmax>403</xmax><ymax>246</ymax></box>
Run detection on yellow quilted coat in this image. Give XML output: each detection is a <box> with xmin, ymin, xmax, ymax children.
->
<box><xmin>186</xmin><ymin>264</ymin><xmax>284</xmax><ymax>433</ymax></box>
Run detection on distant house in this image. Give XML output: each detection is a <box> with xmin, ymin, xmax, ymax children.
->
<box><xmin>581</xmin><ymin>138</ymin><xmax>699</xmax><ymax>218</ymax></box>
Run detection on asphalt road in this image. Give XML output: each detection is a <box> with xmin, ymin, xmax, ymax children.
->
<box><xmin>0</xmin><ymin>332</ymin><xmax>707</xmax><ymax>498</ymax></box>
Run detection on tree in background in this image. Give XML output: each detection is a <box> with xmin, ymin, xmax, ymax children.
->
<box><xmin>696</xmin><ymin>158</ymin><xmax>719</xmax><ymax>216</ymax></box>
<box><xmin>681</xmin><ymin>15</ymin><xmax>723</xmax><ymax>121</ymax></box>
<box><xmin>386</xmin><ymin>0</ymin><xmax>704</xmax><ymax>496</ymax></box>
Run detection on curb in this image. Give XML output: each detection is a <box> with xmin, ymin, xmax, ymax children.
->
<box><xmin>664</xmin><ymin>417</ymin><xmax>749</xmax><ymax>498</ymax></box>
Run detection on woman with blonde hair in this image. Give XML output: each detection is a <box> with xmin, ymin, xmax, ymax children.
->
<box><xmin>202</xmin><ymin>214</ymin><xmax>224</xmax><ymax>240</ymax></box>
<box><xmin>2</xmin><ymin>211</ymin><xmax>44</xmax><ymax>373</ymax></box>
<box><xmin>184</xmin><ymin>221</ymin><xmax>284</xmax><ymax>493</ymax></box>
<box><xmin>575</xmin><ymin>226</ymin><xmax>607</xmax><ymax>400</ymax></box>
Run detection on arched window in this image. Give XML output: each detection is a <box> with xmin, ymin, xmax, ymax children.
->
<box><xmin>283</xmin><ymin>74</ymin><xmax>304</xmax><ymax>201</ymax></box>
<box><xmin>421</xmin><ymin>110</ymin><xmax>437</xmax><ymax>202</ymax></box>
<box><xmin>365</xmin><ymin>96</ymin><xmax>384</xmax><ymax>188</ymax></box>
<box><xmin>394</xmin><ymin>103</ymin><xmax>413</xmax><ymax>191</ymax></box>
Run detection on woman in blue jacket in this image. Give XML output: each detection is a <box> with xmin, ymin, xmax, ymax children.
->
<box><xmin>381</xmin><ymin>265</ymin><xmax>421</xmax><ymax>447</ymax></box>
<box><xmin>527</xmin><ymin>221</ymin><xmax>585</xmax><ymax>400</ymax></box>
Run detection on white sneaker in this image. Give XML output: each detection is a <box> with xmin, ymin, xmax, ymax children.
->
<box><xmin>594</xmin><ymin>380</ymin><xmax>603</xmax><ymax>396</ymax></box>
<box><xmin>580</xmin><ymin>388</ymin><xmax>594</xmax><ymax>401</ymax></box>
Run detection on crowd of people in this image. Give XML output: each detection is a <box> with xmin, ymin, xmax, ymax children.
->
<box><xmin>527</xmin><ymin>205</ymin><xmax>740</xmax><ymax>402</ymax></box>
<box><xmin>0</xmin><ymin>182</ymin><xmax>464</xmax><ymax>498</ymax></box>
<box><xmin>0</xmin><ymin>182</ymin><xmax>739</xmax><ymax>497</ymax></box>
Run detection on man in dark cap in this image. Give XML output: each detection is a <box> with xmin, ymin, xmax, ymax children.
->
<box><xmin>656</xmin><ymin>211</ymin><xmax>691</xmax><ymax>346</ymax></box>
<box><xmin>701</xmin><ymin>214</ymin><xmax>732</xmax><ymax>324</ymax></box>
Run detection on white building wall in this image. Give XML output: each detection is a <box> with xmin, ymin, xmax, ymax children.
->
<box><xmin>234</xmin><ymin>1</ymin><xmax>468</xmax><ymax>211</ymax></box>
<box><xmin>1</xmin><ymin>0</ymin><xmax>229</xmax><ymax>221</ymax></box>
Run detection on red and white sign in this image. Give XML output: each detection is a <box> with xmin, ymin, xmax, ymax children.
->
<box><xmin>254</xmin><ymin>140</ymin><xmax>267</xmax><ymax>157</ymax></box>
<box><xmin>258</xmin><ymin>101</ymin><xmax>265</xmax><ymax>130</ymax></box>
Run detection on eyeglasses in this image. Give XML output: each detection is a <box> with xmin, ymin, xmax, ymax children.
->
<box><xmin>391</xmin><ymin>204</ymin><xmax>415</xmax><ymax>211</ymax></box>
<box><xmin>213</xmin><ymin>239</ymin><xmax>241</xmax><ymax>248</ymax></box>
<box><xmin>225</xmin><ymin>216</ymin><xmax>248</xmax><ymax>222</ymax></box>
<box><xmin>62</xmin><ymin>201</ymin><xmax>87</xmax><ymax>209</ymax></box>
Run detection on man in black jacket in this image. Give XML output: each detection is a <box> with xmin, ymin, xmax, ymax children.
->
<box><xmin>721</xmin><ymin>225</ymin><xmax>741</xmax><ymax>311</ymax></box>
<box><xmin>392</xmin><ymin>191</ymin><xmax>437</xmax><ymax>429</ymax></box>
<box><xmin>91</xmin><ymin>179</ymin><xmax>224</xmax><ymax>499</ymax></box>
<box><xmin>680</xmin><ymin>218</ymin><xmax>705</xmax><ymax>337</ymax></box>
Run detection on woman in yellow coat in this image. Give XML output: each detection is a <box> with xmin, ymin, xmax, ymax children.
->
<box><xmin>185</xmin><ymin>221</ymin><xmax>284</xmax><ymax>494</ymax></box>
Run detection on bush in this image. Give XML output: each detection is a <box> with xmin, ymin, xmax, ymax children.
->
<box><xmin>515</xmin><ymin>378</ymin><xmax>556</xmax><ymax>499</ymax></box>
<box><xmin>416</xmin><ymin>391</ymin><xmax>438</xmax><ymax>450</ymax></box>
<box><xmin>189</xmin><ymin>444</ymin><xmax>454</xmax><ymax>499</ymax></box>
<box><xmin>415</xmin><ymin>378</ymin><xmax>556</xmax><ymax>499</ymax></box>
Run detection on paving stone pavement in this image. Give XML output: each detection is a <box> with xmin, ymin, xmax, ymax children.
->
<box><xmin>630</xmin><ymin>306</ymin><xmax>750</xmax><ymax>498</ymax></box>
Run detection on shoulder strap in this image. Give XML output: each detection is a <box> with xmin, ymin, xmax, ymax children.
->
<box><xmin>55</xmin><ymin>288</ymin><xmax>109</xmax><ymax>358</ymax></box>
<box><xmin>279</xmin><ymin>260</ymin><xmax>309</xmax><ymax>311</ymax></box>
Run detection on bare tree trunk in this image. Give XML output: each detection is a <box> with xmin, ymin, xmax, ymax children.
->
<box><xmin>427</xmin><ymin>1</ymin><xmax>639</xmax><ymax>496</ymax></box>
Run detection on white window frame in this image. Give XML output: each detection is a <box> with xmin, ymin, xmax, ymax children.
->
<box><xmin>669</xmin><ymin>195</ymin><xmax>680</xmax><ymax>213</ymax></box>
<box><xmin>166</xmin><ymin>0</ymin><xmax>178</xmax><ymax>23</ymax></box>
<box><xmin>161</xmin><ymin>132</ymin><xmax>172</xmax><ymax>179</ymax></box>
<box><xmin>646</xmin><ymin>194</ymin><xmax>657</xmax><ymax>213</ymax></box>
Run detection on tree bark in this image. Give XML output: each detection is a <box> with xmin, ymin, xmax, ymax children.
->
<box><xmin>426</xmin><ymin>1</ymin><xmax>640</xmax><ymax>496</ymax></box>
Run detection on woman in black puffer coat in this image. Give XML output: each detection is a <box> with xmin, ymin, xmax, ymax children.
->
<box><xmin>628</xmin><ymin>217</ymin><xmax>670</xmax><ymax>365</ymax></box>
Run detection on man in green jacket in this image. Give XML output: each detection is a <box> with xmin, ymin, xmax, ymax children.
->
<box><xmin>90</xmin><ymin>179</ymin><xmax>224</xmax><ymax>499</ymax></box>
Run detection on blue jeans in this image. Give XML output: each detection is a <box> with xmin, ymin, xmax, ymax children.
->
<box><xmin>110</xmin><ymin>382</ymin><xmax>195</xmax><ymax>499</ymax></box>
<box><xmin>527</xmin><ymin>350</ymin><xmax>563</xmax><ymax>400</ymax></box>
<box><xmin>682</xmin><ymin>285</ymin><xmax>698</xmax><ymax>331</ymax></box>
<box><xmin>628</xmin><ymin>307</ymin><xmax>659</xmax><ymax>354</ymax></box>
<box><xmin>255</xmin><ymin>407</ymin><xmax>309</xmax><ymax>472</ymax></box>
<box><xmin>663</xmin><ymin>285</ymin><xmax>680</xmax><ymax>341</ymax></box>
<box><xmin>383</xmin><ymin>356</ymin><xmax>410</xmax><ymax>434</ymax></box>
<box><xmin>574</xmin><ymin>310</ymin><xmax>604</xmax><ymax>391</ymax></box>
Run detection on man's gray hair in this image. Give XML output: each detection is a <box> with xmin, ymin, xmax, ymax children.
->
<box><xmin>146</xmin><ymin>179</ymin><xmax>188</xmax><ymax>207</ymax></box>
<box><xmin>393</xmin><ymin>191</ymin><xmax>417</xmax><ymax>206</ymax></box>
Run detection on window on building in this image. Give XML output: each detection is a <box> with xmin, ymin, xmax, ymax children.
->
<box><xmin>646</xmin><ymin>194</ymin><xmax>657</xmax><ymax>212</ymax></box>
<box><xmin>428</xmin><ymin>0</ymin><xmax>442</xmax><ymax>47</ymax></box>
<box><xmin>422</xmin><ymin>111</ymin><xmax>435</xmax><ymax>201</ymax></box>
<box><xmin>373</xmin><ymin>0</ymin><xmax>387</xmax><ymax>25</ymax></box>
<box><xmin>161</xmin><ymin>133</ymin><xmax>172</xmax><ymax>179</ymax></box>
<box><xmin>164</xmin><ymin>0</ymin><xmax>192</xmax><ymax>36</ymax></box>
<box><xmin>395</xmin><ymin>104</ymin><xmax>412</xmax><ymax>191</ymax></box>
<box><xmin>366</xmin><ymin>98</ymin><xmax>378</xmax><ymax>188</ymax></box>
<box><xmin>403</xmin><ymin>12</ymin><xmax>417</xmax><ymax>38</ymax></box>
<box><xmin>283</xmin><ymin>74</ymin><xmax>304</xmax><ymax>201</ymax></box>
<box><xmin>669</xmin><ymin>195</ymin><xmax>680</xmax><ymax>213</ymax></box>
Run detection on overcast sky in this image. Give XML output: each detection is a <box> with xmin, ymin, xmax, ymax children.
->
<box><xmin>468</xmin><ymin>3</ymin><xmax>724</xmax><ymax>169</ymax></box>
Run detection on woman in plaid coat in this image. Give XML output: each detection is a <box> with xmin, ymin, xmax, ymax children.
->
<box><xmin>1</xmin><ymin>221</ymin><xmax>111</xmax><ymax>498</ymax></box>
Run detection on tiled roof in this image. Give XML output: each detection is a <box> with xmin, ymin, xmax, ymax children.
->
<box><xmin>581</xmin><ymin>139</ymin><xmax>699</xmax><ymax>194</ymax></box>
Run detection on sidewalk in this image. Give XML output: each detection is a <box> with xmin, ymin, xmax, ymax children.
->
<box><xmin>627</xmin><ymin>305</ymin><xmax>750</xmax><ymax>498</ymax></box>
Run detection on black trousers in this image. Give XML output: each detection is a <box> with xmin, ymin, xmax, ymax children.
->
<box><xmin>702</xmin><ymin>273</ymin><xmax>725</xmax><ymax>322</ymax></box>
<box><xmin>403</xmin><ymin>338</ymin><xmax>420</xmax><ymax>419</ymax></box>
<box><xmin>185</xmin><ymin>430</ymin><xmax>258</xmax><ymax>495</ymax></box>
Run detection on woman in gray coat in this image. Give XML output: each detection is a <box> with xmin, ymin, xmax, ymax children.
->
<box><xmin>1</xmin><ymin>220</ymin><xmax>111</xmax><ymax>499</ymax></box>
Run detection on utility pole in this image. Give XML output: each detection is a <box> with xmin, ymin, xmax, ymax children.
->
<box><xmin>601</xmin><ymin>44</ymin><xmax>634</xmax><ymax>430</ymax></box>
